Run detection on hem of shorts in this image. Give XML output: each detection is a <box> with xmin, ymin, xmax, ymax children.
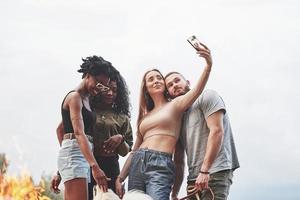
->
<box><xmin>62</xmin><ymin>175</ymin><xmax>88</xmax><ymax>183</ymax></box>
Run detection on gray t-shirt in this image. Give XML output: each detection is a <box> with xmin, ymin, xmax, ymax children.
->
<box><xmin>180</xmin><ymin>89</ymin><xmax>240</xmax><ymax>181</ymax></box>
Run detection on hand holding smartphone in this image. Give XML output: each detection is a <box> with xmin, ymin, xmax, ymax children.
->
<box><xmin>187</xmin><ymin>35</ymin><xmax>212</xmax><ymax>67</ymax></box>
<box><xmin>187</xmin><ymin>35</ymin><xmax>205</xmax><ymax>50</ymax></box>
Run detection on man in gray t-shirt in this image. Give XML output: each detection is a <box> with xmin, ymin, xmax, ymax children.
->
<box><xmin>165</xmin><ymin>72</ymin><xmax>239</xmax><ymax>200</ymax></box>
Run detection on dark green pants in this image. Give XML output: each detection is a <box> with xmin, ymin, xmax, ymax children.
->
<box><xmin>187</xmin><ymin>169</ymin><xmax>233</xmax><ymax>200</ymax></box>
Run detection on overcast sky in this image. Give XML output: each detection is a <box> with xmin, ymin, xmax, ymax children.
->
<box><xmin>0</xmin><ymin>0</ymin><xmax>300</xmax><ymax>199</ymax></box>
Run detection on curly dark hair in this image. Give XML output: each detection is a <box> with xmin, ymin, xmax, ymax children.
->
<box><xmin>112</xmin><ymin>74</ymin><xmax>131</xmax><ymax>118</ymax></box>
<box><xmin>83</xmin><ymin>56</ymin><xmax>131</xmax><ymax>117</ymax></box>
<box><xmin>78</xmin><ymin>55</ymin><xmax>114</xmax><ymax>78</ymax></box>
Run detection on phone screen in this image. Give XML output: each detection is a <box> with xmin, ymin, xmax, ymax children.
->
<box><xmin>187</xmin><ymin>35</ymin><xmax>203</xmax><ymax>50</ymax></box>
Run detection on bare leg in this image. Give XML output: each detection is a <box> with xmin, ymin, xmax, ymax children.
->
<box><xmin>64</xmin><ymin>178</ymin><xmax>88</xmax><ymax>200</ymax></box>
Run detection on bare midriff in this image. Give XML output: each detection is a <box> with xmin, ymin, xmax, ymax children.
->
<box><xmin>139</xmin><ymin>134</ymin><xmax>177</xmax><ymax>154</ymax></box>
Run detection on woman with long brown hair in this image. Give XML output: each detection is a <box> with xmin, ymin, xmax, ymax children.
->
<box><xmin>116</xmin><ymin>43</ymin><xmax>213</xmax><ymax>200</ymax></box>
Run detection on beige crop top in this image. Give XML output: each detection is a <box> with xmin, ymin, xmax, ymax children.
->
<box><xmin>139</xmin><ymin>101</ymin><xmax>184</xmax><ymax>141</ymax></box>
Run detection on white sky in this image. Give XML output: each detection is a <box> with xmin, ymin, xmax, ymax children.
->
<box><xmin>0</xmin><ymin>0</ymin><xmax>300</xmax><ymax>199</ymax></box>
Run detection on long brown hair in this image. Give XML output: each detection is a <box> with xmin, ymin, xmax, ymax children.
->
<box><xmin>136</xmin><ymin>69</ymin><xmax>169</xmax><ymax>134</ymax></box>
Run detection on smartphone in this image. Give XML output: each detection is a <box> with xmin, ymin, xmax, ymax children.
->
<box><xmin>187</xmin><ymin>35</ymin><xmax>204</xmax><ymax>50</ymax></box>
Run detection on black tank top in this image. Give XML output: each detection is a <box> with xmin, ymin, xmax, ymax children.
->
<box><xmin>61</xmin><ymin>91</ymin><xmax>95</xmax><ymax>136</ymax></box>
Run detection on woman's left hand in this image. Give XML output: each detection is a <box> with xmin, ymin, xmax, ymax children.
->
<box><xmin>115</xmin><ymin>176</ymin><xmax>125</xmax><ymax>199</ymax></box>
<box><xmin>103</xmin><ymin>134</ymin><xmax>123</xmax><ymax>153</ymax></box>
<box><xmin>50</xmin><ymin>174</ymin><xmax>61</xmax><ymax>194</ymax></box>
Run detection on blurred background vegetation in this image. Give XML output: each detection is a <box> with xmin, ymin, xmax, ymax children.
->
<box><xmin>1</xmin><ymin>153</ymin><xmax>63</xmax><ymax>200</ymax></box>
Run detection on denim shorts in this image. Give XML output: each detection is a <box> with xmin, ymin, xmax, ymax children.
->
<box><xmin>57</xmin><ymin>139</ymin><xmax>93</xmax><ymax>183</ymax></box>
<box><xmin>128</xmin><ymin>148</ymin><xmax>175</xmax><ymax>200</ymax></box>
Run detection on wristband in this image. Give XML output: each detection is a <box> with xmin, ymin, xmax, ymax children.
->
<box><xmin>200</xmin><ymin>171</ymin><xmax>209</xmax><ymax>174</ymax></box>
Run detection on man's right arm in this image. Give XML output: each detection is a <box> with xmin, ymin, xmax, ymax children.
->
<box><xmin>195</xmin><ymin>110</ymin><xmax>224</xmax><ymax>191</ymax></box>
<box><xmin>172</xmin><ymin>140</ymin><xmax>185</xmax><ymax>200</ymax></box>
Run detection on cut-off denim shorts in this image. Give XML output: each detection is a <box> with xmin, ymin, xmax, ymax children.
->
<box><xmin>128</xmin><ymin>148</ymin><xmax>175</xmax><ymax>200</ymax></box>
<box><xmin>57</xmin><ymin>138</ymin><xmax>93</xmax><ymax>183</ymax></box>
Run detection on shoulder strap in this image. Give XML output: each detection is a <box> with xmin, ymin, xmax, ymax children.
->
<box><xmin>61</xmin><ymin>90</ymin><xmax>76</xmax><ymax>110</ymax></box>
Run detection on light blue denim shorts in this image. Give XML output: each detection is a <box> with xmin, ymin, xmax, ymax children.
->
<box><xmin>57</xmin><ymin>139</ymin><xmax>93</xmax><ymax>183</ymax></box>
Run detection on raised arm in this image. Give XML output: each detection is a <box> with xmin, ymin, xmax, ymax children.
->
<box><xmin>174</xmin><ymin>43</ymin><xmax>212</xmax><ymax>111</ymax></box>
<box><xmin>68</xmin><ymin>92</ymin><xmax>109</xmax><ymax>192</ymax></box>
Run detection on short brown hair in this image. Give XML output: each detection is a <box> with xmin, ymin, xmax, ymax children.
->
<box><xmin>164</xmin><ymin>71</ymin><xmax>187</xmax><ymax>81</ymax></box>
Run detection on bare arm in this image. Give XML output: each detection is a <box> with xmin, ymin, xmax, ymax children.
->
<box><xmin>115</xmin><ymin>133</ymin><xmax>143</xmax><ymax>198</ymax></box>
<box><xmin>69</xmin><ymin>93</ymin><xmax>97</xmax><ymax>167</ymax></box>
<box><xmin>175</xmin><ymin>44</ymin><xmax>213</xmax><ymax>111</ymax></box>
<box><xmin>56</xmin><ymin>121</ymin><xmax>64</xmax><ymax>146</ymax></box>
<box><xmin>68</xmin><ymin>92</ymin><xmax>109</xmax><ymax>191</ymax></box>
<box><xmin>195</xmin><ymin>110</ymin><xmax>224</xmax><ymax>190</ymax></box>
<box><xmin>202</xmin><ymin>110</ymin><xmax>224</xmax><ymax>171</ymax></box>
<box><xmin>171</xmin><ymin>140</ymin><xmax>185</xmax><ymax>200</ymax></box>
<box><xmin>118</xmin><ymin>133</ymin><xmax>143</xmax><ymax>180</ymax></box>
<box><xmin>51</xmin><ymin>122</ymin><xmax>64</xmax><ymax>193</ymax></box>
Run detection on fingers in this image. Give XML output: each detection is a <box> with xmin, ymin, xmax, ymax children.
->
<box><xmin>54</xmin><ymin>188</ymin><xmax>61</xmax><ymax>194</ymax></box>
<box><xmin>195</xmin><ymin>181</ymin><xmax>203</xmax><ymax>191</ymax></box>
<box><xmin>196</xmin><ymin>49</ymin><xmax>212</xmax><ymax>65</ymax></box>
<box><xmin>196</xmin><ymin>181</ymin><xmax>208</xmax><ymax>190</ymax></box>
<box><xmin>195</xmin><ymin>182</ymin><xmax>208</xmax><ymax>191</ymax></box>
<box><xmin>199</xmin><ymin>42</ymin><xmax>210</xmax><ymax>51</ymax></box>
<box><xmin>102</xmin><ymin>185</ymin><xmax>108</xmax><ymax>192</ymax></box>
<box><xmin>110</xmin><ymin>143</ymin><xmax>118</xmax><ymax>151</ymax></box>
<box><xmin>99</xmin><ymin>179</ymin><xmax>108</xmax><ymax>192</ymax></box>
<box><xmin>196</xmin><ymin>49</ymin><xmax>211</xmax><ymax>56</ymax></box>
<box><xmin>103</xmin><ymin>139</ymin><xmax>113</xmax><ymax>149</ymax></box>
<box><xmin>115</xmin><ymin>182</ymin><xmax>124</xmax><ymax>198</ymax></box>
<box><xmin>103</xmin><ymin>139</ymin><xmax>118</xmax><ymax>153</ymax></box>
<box><xmin>105</xmin><ymin>143</ymin><xmax>117</xmax><ymax>152</ymax></box>
<box><xmin>203</xmin><ymin>181</ymin><xmax>209</xmax><ymax>189</ymax></box>
<box><xmin>196</xmin><ymin>51</ymin><xmax>211</xmax><ymax>59</ymax></box>
<box><xmin>97</xmin><ymin>176</ymin><xmax>111</xmax><ymax>192</ymax></box>
<box><xmin>103</xmin><ymin>145</ymin><xmax>115</xmax><ymax>153</ymax></box>
<box><xmin>194</xmin><ymin>41</ymin><xmax>210</xmax><ymax>51</ymax></box>
<box><xmin>92</xmin><ymin>167</ymin><xmax>108</xmax><ymax>192</ymax></box>
<box><xmin>50</xmin><ymin>184</ymin><xmax>55</xmax><ymax>192</ymax></box>
<box><xmin>50</xmin><ymin>178</ymin><xmax>55</xmax><ymax>190</ymax></box>
<box><xmin>54</xmin><ymin>180</ymin><xmax>61</xmax><ymax>193</ymax></box>
<box><xmin>195</xmin><ymin>173</ymin><xmax>210</xmax><ymax>192</ymax></box>
<box><xmin>50</xmin><ymin>178</ymin><xmax>61</xmax><ymax>194</ymax></box>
